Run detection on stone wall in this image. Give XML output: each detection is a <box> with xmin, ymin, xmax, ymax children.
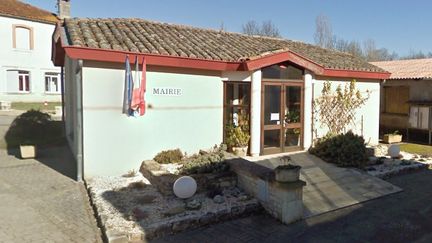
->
<box><xmin>140</xmin><ymin>160</ymin><xmax>237</xmax><ymax>195</ymax></box>
<box><xmin>228</xmin><ymin>157</ymin><xmax>305</xmax><ymax>224</ymax></box>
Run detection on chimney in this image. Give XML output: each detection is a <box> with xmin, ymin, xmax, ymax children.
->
<box><xmin>57</xmin><ymin>0</ymin><xmax>71</xmax><ymax>19</ymax></box>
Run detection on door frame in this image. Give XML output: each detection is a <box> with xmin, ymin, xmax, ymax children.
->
<box><xmin>260</xmin><ymin>80</ymin><xmax>304</xmax><ymax>155</ymax></box>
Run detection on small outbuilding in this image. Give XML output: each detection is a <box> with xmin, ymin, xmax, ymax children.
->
<box><xmin>52</xmin><ymin>18</ymin><xmax>389</xmax><ymax>178</ymax></box>
<box><xmin>371</xmin><ymin>58</ymin><xmax>432</xmax><ymax>143</ymax></box>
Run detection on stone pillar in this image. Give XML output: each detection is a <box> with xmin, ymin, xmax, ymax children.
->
<box><xmin>303</xmin><ymin>72</ymin><xmax>313</xmax><ymax>149</ymax></box>
<box><xmin>250</xmin><ymin>70</ymin><xmax>262</xmax><ymax>157</ymax></box>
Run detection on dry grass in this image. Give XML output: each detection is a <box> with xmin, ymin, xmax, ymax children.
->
<box><xmin>400</xmin><ymin>143</ymin><xmax>432</xmax><ymax>157</ymax></box>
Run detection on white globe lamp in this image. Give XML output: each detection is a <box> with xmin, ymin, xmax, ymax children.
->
<box><xmin>388</xmin><ymin>144</ymin><xmax>400</xmax><ymax>158</ymax></box>
<box><xmin>173</xmin><ymin>176</ymin><xmax>197</xmax><ymax>199</ymax></box>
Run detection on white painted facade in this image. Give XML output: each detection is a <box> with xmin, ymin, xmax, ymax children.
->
<box><xmin>0</xmin><ymin>16</ymin><xmax>61</xmax><ymax>102</ymax></box>
<box><xmin>311</xmin><ymin>78</ymin><xmax>380</xmax><ymax>145</ymax></box>
<box><xmin>63</xmin><ymin>58</ymin><xmax>381</xmax><ymax>177</ymax></box>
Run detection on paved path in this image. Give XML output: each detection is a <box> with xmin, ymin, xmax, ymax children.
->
<box><xmin>249</xmin><ymin>151</ymin><xmax>401</xmax><ymax>217</ymax></box>
<box><xmin>0</xmin><ymin>149</ymin><xmax>102</xmax><ymax>243</ymax></box>
<box><xmin>154</xmin><ymin>169</ymin><xmax>432</xmax><ymax>243</ymax></box>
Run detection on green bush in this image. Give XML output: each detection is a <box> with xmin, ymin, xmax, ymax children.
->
<box><xmin>5</xmin><ymin>109</ymin><xmax>65</xmax><ymax>147</ymax></box>
<box><xmin>309</xmin><ymin>131</ymin><xmax>367</xmax><ymax>168</ymax></box>
<box><xmin>153</xmin><ymin>149</ymin><xmax>184</xmax><ymax>164</ymax></box>
<box><xmin>225</xmin><ymin>125</ymin><xmax>250</xmax><ymax>148</ymax></box>
<box><xmin>179</xmin><ymin>145</ymin><xmax>229</xmax><ymax>175</ymax></box>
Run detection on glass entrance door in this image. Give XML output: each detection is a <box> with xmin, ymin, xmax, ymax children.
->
<box><xmin>262</xmin><ymin>83</ymin><xmax>303</xmax><ymax>154</ymax></box>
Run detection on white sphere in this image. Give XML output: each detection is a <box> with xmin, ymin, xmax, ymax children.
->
<box><xmin>173</xmin><ymin>176</ymin><xmax>197</xmax><ymax>199</ymax></box>
<box><xmin>388</xmin><ymin>145</ymin><xmax>400</xmax><ymax>158</ymax></box>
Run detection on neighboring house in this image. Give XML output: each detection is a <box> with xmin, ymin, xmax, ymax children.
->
<box><xmin>0</xmin><ymin>0</ymin><xmax>61</xmax><ymax>102</ymax></box>
<box><xmin>371</xmin><ymin>59</ymin><xmax>432</xmax><ymax>142</ymax></box>
<box><xmin>52</xmin><ymin>18</ymin><xmax>390</xmax><ymax>178</ymax></box>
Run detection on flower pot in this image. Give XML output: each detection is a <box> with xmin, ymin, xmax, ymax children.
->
<box><xmin>383</xmin><ymin>134</ymin><xmax>402</xmax><ymax>144</ymax></box>
<box><xmin>232</xmin><ymin>146</ymin><xmax>248</xmax><ymax>157</ymax></box>
<box><xmin>274</xmin><ymin>164</ymin><xmax>301</xmax><ymax>182</ymax></box>
<box><xmin>20</xmin><ymin>145</ymin><xmax>36</xmax><ymax>159</ymax></box>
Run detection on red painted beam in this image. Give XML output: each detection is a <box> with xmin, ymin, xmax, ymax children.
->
<box><xmin>322</xmin><ymin>69</ymin><xmax>391</xmax><ymax>79</ymax></box>
<box><xmin>64</xmin><ymin>46</ymin><xmax>244</xmax><ymax>71</ymax></box>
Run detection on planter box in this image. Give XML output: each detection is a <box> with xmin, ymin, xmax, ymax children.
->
<box><xmin>0</xmin><ymin>101</ymin><xmax>11</xmax><ymax>111</ymax></box>
<box><xmin>232</xmin><ymin>146</ymin><xmax>248</xmax><ymax>157</ymax></box>
<box><xmin>274</xmin><ymin>165</ymin><xmax>301</xmax><ymax>182</ymax></box>
<box><xmin>383</xmin><ymin>134</ymin><xmax>402</xmax><ymax>144</ymax></box>
<box><xmin>20</xmin><ymin>145</ymin><xmax>36</xmax><ymax>159</ymax></box>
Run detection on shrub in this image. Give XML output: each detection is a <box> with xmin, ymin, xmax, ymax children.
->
<box><xmin>4</xmin><ymin>109</ymin><xmax>65</xmax><ymax>147</ymax></box>
<box><xmin>309</xmin><ymin>131</ymin><xmax>367</xmax><ymax>168</ymax></box>
<box><xmin>179</xmin><ymin>145</ymin><xmax>229</xmax><ymax>175</ymax></box>
<box><xmin>153</xmin><ymin>149</ymin><xmax>184</xmax><ymax>164</ymax></box>
<box><xmin>225</xmin><ymin>125</ymin><xmax>250</xmax><ymax>148</ymax></box>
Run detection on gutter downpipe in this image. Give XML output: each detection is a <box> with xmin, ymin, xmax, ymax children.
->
<box><xmin>61</xmin><ymin>66</ymin><xmax>65</xmax><ymax>122</ymax></box>
<box><xmin>76</xmin><ymin>59</ymin><xmax>84</xmax><ymax>182</ymax></box>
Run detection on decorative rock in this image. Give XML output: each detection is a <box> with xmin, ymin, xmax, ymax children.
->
<box><xmin>185</xmin><ymin>199</ymin><xmax>201</xmax><ymax>210</ymax></box>
<box><xmin>172</xmin><ymin>218</ymin><xmax>197</xmax><ymax>232</ymax></box>
<box><xmin>238</xmin><ymin>194</ymin><xmax>249</xmax><ymax>201</ymax></box>
<box><xmin>388</xmin><ymin>144</ymin><xmax>401</xmax><ymax>158</ymax></box>
<box><xmin>213</xmin><ymin>195</ymin><xmax>225</xmax><ymax>204</ymax></box>
<box><xmin>135</xmin><ymin>194</ymin><xmax>157</xmax><ymax>204</ymax></box>
<box><xmin>199</xmin><ymin>212</ymin><xmax>216</xmax><ymax>225</ymax></box>
<box><xmin>164</xmin><ymin>205</ymin><xmax>186</xmax><ymax>217</ymax></box>
<box><xmin>173</xmin><ymin>176</ymin><xmax>197</xmax><ymax>199</ymax></box>
<box><xmin>130</xmin><ymin>207</ymin><xmax>149</xmax><ymax>221</ymax></box>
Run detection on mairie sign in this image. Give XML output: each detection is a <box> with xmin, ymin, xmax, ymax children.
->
<box><xmin>152</xmin><ymin>87</ymin><xmax>182</xmax><ymax>96</ymax></box>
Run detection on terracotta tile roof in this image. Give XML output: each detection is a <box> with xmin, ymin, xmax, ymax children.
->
<box><xmin>63</xmin><ymin>18</ymin><xmax>384</xmax><ymax>72</ymax></box>
<box><xmin>0</xmin><ymin>0</ymin><xmax>58</xmax><ymax>24</ymax></box>
<box><xmin>371</xmin><ymin>58</ymin><xmax>432</xmax><ymax>79</ymax></box>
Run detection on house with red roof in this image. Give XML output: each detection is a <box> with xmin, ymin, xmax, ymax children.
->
<box><xmin>371</xmin><ymin>58</ymin><xmax>432</xmax><ymax>143</ymax></box>
<box><xmin>52</xmin><ymin>16</ymin><xmax>390</xmax><ymax>178</ymax></box>
<box><xmin>0</xmin><ymin>0</ymin><xmax>65</xmax><ymax>104</ymax></box>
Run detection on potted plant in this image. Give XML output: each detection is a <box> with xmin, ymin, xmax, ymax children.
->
<box><xmin>274</xmin><ymin>164</ymin><xmax>301</xmax><ymax>182</ymax></box>
<box><xmin>285</xmin><ymin>128</ymin><xmax>300</xmax><ymax>146</ymax></box>
<box><xmin>226</xmin><ymin>124</ymin><xmax>250</xmax><ymax>157</ymax></box>
<box><xmin>383</xmin><ymin>130</ymin><xmax>402</xmax><ymax>144</ymax></box>
<box><xmin>285</xmin><ymin>110</ymin><xmax>300</xmax><ymax>123</ymax></box>
<box><xmin>20</xmin><ymin>141</ymin><xmax>36</xmax><ymax>159</ymax></box>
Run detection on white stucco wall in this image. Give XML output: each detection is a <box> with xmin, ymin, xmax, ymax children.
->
<box><xmin>64</xmin><ymin>56</ymin><xmax>79</xmax><ymax>157</ymax></box>
<box><xmin>0</xmin><ymin>16</ymin><xmax>61</xmax><ymax>102</ymax></box>
<box><xmin>312</xmin><ymin>78</ymin><xmax>380</xmax><ymax>145</ymax></box>
<box><xmin>81</xmin><ymin>62</ymin><xmax>224</xmax><ymax>177</ymax></box>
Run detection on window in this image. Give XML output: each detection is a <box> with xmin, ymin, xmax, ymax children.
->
<box><xmin>13</xmin><ymin>25</ymin><xmax>33</xmax><ymax>50</ymax></box>
<box><xmin>384</xmin><ymin>86</ymin><xmax>410</xmax><ymax>114</ymax></box>
<box><xmin>6</xmin><ymin>70</ymin><xmax>30</xmax><ymax>93</ymax></box>
<box><xmin>262</xmin><ymin>63</ymin><xmax>304</xmax><ymax>80</ymax></box>
<box><xmin>223</xmin><ymin>82</ymin><xmax>251</xmax><ymax>140</ymax></box>
<box><xmin>45</xmin><ymin>72</ymin><xmax>61</xmax><ymax>93</ymax></box>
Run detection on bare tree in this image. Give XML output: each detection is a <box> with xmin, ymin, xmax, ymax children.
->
<box><xmin>314</xmin><ymin>14</ymin><xmax>335</xmax><ymax>49</ymax></box>
<box><xmin>242</xmin><ymin>20</ymin><xmax>260</xmax><ymax>36</ymax></box>
<box><xmin>242</xmin><ymin>20</ymin><xmax>281</xmax><ymax>37</ymax></box>
<box><xmin>260</xmin><ymin>20</ymin><xmax>281</xmax><ymax>37</ymax></box>
<box><xmin>219</xmin><ymin>21</ymin><xmax>226</xmax><ymax>32</ymax></box>
<box><xmin>400</xmin><ymin>50</ymin><xmax>432</xmax><ymax>60</ymax></box>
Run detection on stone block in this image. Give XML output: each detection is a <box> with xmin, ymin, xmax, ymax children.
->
<box><xmin>281</xmin><ymin>200</ymin><xmax>303</xmax><ymax>224</ymax></box>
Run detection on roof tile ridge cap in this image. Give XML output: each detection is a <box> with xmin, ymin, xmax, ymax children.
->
<box><xmin>244</xmin><ymin>48</ymin><xmax>291</xmax><ymax>61</ymax></box>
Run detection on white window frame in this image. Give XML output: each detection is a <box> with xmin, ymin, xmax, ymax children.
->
<box><xmin>17</xmin><ymin>71</ymin><xmax>31</xmax><ymax>93</ymax></box>
<box><xmin>7</xmin><ymin>70</ymin><xmax>31</xmax><ymax>93</ymax></box>
<box><xmin>44</xmin><ymin>73</ymin><xmax>61</xmax><ymax>94</ymax></box>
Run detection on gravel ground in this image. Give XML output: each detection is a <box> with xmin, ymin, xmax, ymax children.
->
<box><xmin>365</xmin><ymin>151</ymin><xmax>432</xmax><ymax>178</ymax></box>
<box><xmin>87</xmin><ymin>173</ymin><xmax>259</xmax><ymax>240</ymax></box>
